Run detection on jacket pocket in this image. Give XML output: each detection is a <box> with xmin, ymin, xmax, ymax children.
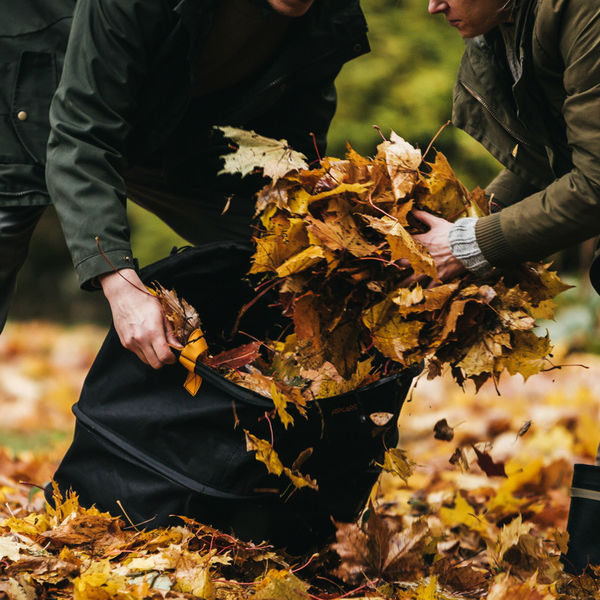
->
<box><xmin>9</xmin><ymin>51</ymin><xmax>57</xmax><ymax>165</ymax></box>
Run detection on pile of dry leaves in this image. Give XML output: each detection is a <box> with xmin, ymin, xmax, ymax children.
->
<box><xmin>162</xmin><ymin>128</ymin><xmax>570</xmax><ymax>425</ymax></box>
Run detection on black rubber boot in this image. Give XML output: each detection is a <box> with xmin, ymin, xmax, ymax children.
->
<box><xmin>562</xmin><ymin>463</ymin><xmax>600</xmax><ymax>574</ymax></box>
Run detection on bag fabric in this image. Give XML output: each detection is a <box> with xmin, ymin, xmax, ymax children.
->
<box><xmin>48</xmin><ymin>242</ymin><xmax>416</xmax><ymax>552</ymax></box>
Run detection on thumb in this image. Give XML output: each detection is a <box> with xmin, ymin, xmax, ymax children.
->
<box><xmin>164</xmin><ymin>317</ymin><xmax>183</xmax><ymax>349</ymax></box>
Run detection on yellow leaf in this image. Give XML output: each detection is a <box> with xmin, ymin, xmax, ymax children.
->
<box><xmin>252</xmin><ymin>569</ymin><xmax>310</xmax><ymax>600</ymax></box>
<box><xmin>244</xmin><ymin>432</ymin><xmax>318</xmax><ymax>491</ymax></box>
<box><xmin>377</xmin><ymin>448</ymin><xmax>415</xmax><ymax>483</ymax></box>
<box><xmin>502</xmin><ymin>331</ymin><xmax>551</xmax><ymax>381</ymax></box>
<box><xmin>271</xmin><ymin>383</ymin><xmax>294</xmax><ymax>430</ymax></box>
<box><xmin>440</xmin><ymin>493</ymin><xmax>488</xmax><ymax>534</ymax></box>
<box><xmin>414</xmin><ymin>577</ymin><xmax>438</xmax><ymax>600</ymax></box>
<box><xmin>244</xmin><ymin>431</ymin><xmax>284</xmax><ymax>477</ymax></box>
<box><xmin>275</xmin><ymin>246</ymin><xmax>325</xmax><ymax>278</ymax></box>
<box><xmin>419</xmin><ymin>152</ymin><xmax>470</xmax><ymax>221</ymax></box>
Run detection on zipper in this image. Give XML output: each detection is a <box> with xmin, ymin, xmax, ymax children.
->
<box><xmin>460</xmin><ymin>81</ymin><xmax>530</xmax><ymax>147</ymax></box>
<box><xmin>0</xmin><ymin>189</ymin><xmax>48</xmax><ymax>197</ymax></box>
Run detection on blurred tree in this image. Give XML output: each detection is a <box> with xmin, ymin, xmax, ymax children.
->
<box><xmin>328</xmin><ymin>0</ymin><xmax>501</xmax><ymax>188</ymax></box>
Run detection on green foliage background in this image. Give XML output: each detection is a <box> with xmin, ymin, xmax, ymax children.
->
<box><xmin>10</xmin><ymin>0</ymin><xmax>508</xmax><ymax>323</ymax></box>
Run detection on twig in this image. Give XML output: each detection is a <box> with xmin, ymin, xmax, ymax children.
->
<box><xmin>95</xmin><ymin>236</ymin><xmax>153</xmax><ymax>296</ymax></box>
<box><xmin>422</xmin><ymin>120</ymin><xmax>451</xmax><ymax>162</ymax></box>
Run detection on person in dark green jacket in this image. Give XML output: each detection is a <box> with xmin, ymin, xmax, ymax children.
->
<box><xmin>1</xmin><ymin>0</ymin><xmax>369</xmax><ymax>367</ymax></box>
<box><xmin>425</xmin><ymin>0</ymin><xmax>600</xmax><ymax>575</ymax></box>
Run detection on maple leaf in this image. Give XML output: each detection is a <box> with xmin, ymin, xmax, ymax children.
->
<box><xmin>377</xmin><ymin>131</ymin><xmax>422</xmax><ymax>200</ymax></box>
<box><xmin>217</xmin><ymin>126</ymin><xmax>308</xmax><ymax>184</ymax></box>
<box><xmin>150</xmin><ymin>283</ymin><xmax>202</xmax><ymax>345</ymax></box>
<box><xmin>270</xmin><ymin>382</ymin><xmax>294</xmax><ymax>429</ymax></box>
<box><xmin>502</xmin><ymin>331</ymin><xmax>551</xmax><ymax>381</ymax></box>
<box><xmin>362</xmin><ymin>213</ymin><xmax>439</xmax><ymax>281</ymax></box>
<box><xmin>252</xmin><ymin>569</ymin><xmax>309</xmax><ymax>600</ymax></box>
<box><xmin>377</xmin><ymin>448</ymin><xmax>415</xmax><ymax>483</ymax></box>
<box><xmin>249</xmin><ymin>218</ymin><xmax>310</xmax><ymax>274</ymax></box>
<box><xmin>418</xmin><ymin>152</ymin><xmax>470</xmax><ymax>221</ymax></box>
<box><xmin>275</xmin><ymin>245</ymin><xmax>325</xmax><ymax>278</ymax></box>
<box><xmin>305</xmin><ymin>211</ymin><xmax>377</xmax><ymax>258</ymax></box>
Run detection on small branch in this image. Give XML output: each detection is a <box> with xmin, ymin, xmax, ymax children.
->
<box><xmin>95</xmin><ymin>236</ymin><xmax>153</xmax><ymax>297</ymax></box>
<box><xmin>422</xmin><ymin>120</ymin><xmax>451</xmax><ymax>162</ymax></box>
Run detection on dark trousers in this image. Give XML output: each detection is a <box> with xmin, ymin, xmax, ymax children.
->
<box><xmin>0</xmin><ymin>205</ymin><xmax>46</xmax><ymax>332</ymax></box>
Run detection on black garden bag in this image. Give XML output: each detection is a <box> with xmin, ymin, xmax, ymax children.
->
<box><xmin>47</xmin><ymin>242</ymin><xmax>416</xmax><ymax>553</ymax></box>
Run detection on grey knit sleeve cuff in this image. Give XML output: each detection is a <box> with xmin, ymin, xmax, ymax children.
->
<box><xmin>448</xmin><ymin>218</ymin><xmax>492</xmax><ymax>277</ymax></box>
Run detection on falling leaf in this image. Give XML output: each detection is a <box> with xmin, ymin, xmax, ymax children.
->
<box><xmin>433</xmin><ymin>419</ymin><xmax>454</xmax><ymax>442</ymax></box>
<box><xmin>378</xmin><ymin>448</ymin><xmax>415</xmax><ymax>483</ymax></box>
<box><xmin>472</xmin><ymin>445</ymin><xmax>507</xmax><ymax>478</ymax></box>
<box><xmin>244</xmin><ymin>431</ymin><xmax>318</xmax><ymax>491</ymax></box>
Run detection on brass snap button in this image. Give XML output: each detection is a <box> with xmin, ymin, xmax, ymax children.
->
<box><xmin>17</xmin><ymin>111</ymin><xmax>28</xmax><ymax>121</ymax></box>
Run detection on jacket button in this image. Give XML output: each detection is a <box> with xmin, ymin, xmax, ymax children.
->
<box><xmin>17</xmin><ymin>111</ymin><xmax>28</xmax><ymax>121</ymax></box>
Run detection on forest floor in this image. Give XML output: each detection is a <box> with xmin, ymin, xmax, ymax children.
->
<box><xmin>1</xmin><ymin>321</ymin><xmax>600</xmax><ymax>599</ymax></box>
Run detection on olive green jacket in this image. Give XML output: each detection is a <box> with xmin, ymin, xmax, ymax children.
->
<box><xmin>0</xmin><ymin>1</ymin><xmax>73</xmax><ymax>205</ymax></box>
<box><xmin>453</xmin><ymin>0</ymin><xmax>600</xmax><ymax>280</ymax></box>
<box><xmin>46</xmin><ymin>0</ymin><xmax>369</xmax><ymax>288</ymax></box>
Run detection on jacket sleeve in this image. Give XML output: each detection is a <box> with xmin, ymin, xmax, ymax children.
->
<box><xmin>46</xmin><ymin>0</ymin><xmax>173</xmax><ymax>288</ymax></box>
<box><xmin>484</xmin><ymin>168</ymin><xmax>541</xmax><ymax>211</ymax></box>
<box><xmin>475</xmin><ymin>0</ymin><xmax>600</xmax><ymax>266</ymax></box>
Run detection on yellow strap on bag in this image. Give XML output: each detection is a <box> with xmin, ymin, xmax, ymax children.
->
<box><xmin>178</xmin><ymin>328</ymin><xmax>208</xmax><ymax>396</ymax></box>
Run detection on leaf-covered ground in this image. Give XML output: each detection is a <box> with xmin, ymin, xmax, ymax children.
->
<box><xmin>1</xmin><ymin>321</ymin><xmax>600</xmax><ymax>599</ymax></box>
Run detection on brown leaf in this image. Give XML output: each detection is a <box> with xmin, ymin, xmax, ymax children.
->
<box><xmin>472</xmin><ymin>445</ymin><xmax>507</xmax><ymax>478</ymax></box>
<box><xmin>418</xmin><ymin>152</ymin><xmax>470</xmax><ymax>221</ymax></box>
<box><xmin>204</xmin><ymin>342</ymin><xmax>261</xmax><ymax>370</ymax></box>
<box><xmin>433</xmin><ymin>418</ymin><xmax>455</xmax><ymax>442</ymax></box>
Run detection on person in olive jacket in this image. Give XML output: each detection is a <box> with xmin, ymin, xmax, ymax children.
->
<box><xmin>415</xmin><ymin>0</ymin><xmax>600</xmax><ymax>289</ymax></box>
<box><xmin>2</xmin><ymin>0</ymin><xmax>368</xmax><ymax>366</ymax></box>
<box><xmin>425</xmin><ymin>0</ymin><xmax>600</xmax><ymax>575</ymax></box>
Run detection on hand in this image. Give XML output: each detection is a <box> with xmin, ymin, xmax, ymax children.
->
<box><xmin>403</xmin><ymin>210</ymin><xmax>465</xmax><ymax>286</ymax></box>
<box><xmin>100</xmin><ymin>269</ymin><xmax>182</xmax><ymax>369</ymax></box>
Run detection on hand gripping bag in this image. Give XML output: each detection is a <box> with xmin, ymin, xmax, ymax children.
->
<box><xmin>47</xmin><ymin>242</ymin><xmax>417</xmax><ymax>553</ymax></box>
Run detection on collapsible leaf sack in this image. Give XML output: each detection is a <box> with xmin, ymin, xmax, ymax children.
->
<box><xmin>47</xmin><ymin>242</ymin><xmax>416</xmax><ymax>553</ymax></box>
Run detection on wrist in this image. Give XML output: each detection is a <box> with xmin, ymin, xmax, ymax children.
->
<box><xmin>99</xmin><ymin>269</ymin><xmax>141</xmax><ymax>297</ymax></box>
<box><xmin>448</xmin><ymin>218</ymin><xmax>492</xmax><ymax>277</ymax></box>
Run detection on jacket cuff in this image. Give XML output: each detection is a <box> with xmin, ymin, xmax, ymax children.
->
<box><xmin>76</xmin><ymin>249</ymin><xmax>136</xmax><ymax>290</ymax></box>
<box><xmin>474</xmin><ymin>213</ymin><xmax>517</xmax><ymax>267</ymax></box>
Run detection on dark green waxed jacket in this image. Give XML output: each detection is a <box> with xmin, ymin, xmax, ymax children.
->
<box><xmin>0</xmin><ymin>1</ymin><xmax>74</xmax><ymax>205</ymax></box>
<box><xmin>452</xmin><ymin>0</ymin><xmax>600</xmax><ymax>286</ymax></box>
<box><xmin>45</xmin><ymin>0</ymin><xmax>369</xmax><ymax>288</ymax></box>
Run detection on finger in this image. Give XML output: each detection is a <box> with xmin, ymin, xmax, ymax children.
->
<box><xmin>399</xmin><ymin>272</ymin><xmax>428</xmax><ymax>288</ymax></box>
<box><xmin>142</xmin><ymin>345</ymin><xmax>170</xmax><ymax>370</ymax></box>
<box><xmin>411</xmin><ymin>209</ymin><xmax>438</xmax><ymax>227</ymax></box>
<box><xmin>164</xmin><ymin>317</ymin><xmax>183</xmax><ymax>350</ymax></box>
<box><xmin>152</xmin><ymin>333</ymin><xmax>177</xmax><ymax>367</ymax></box>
